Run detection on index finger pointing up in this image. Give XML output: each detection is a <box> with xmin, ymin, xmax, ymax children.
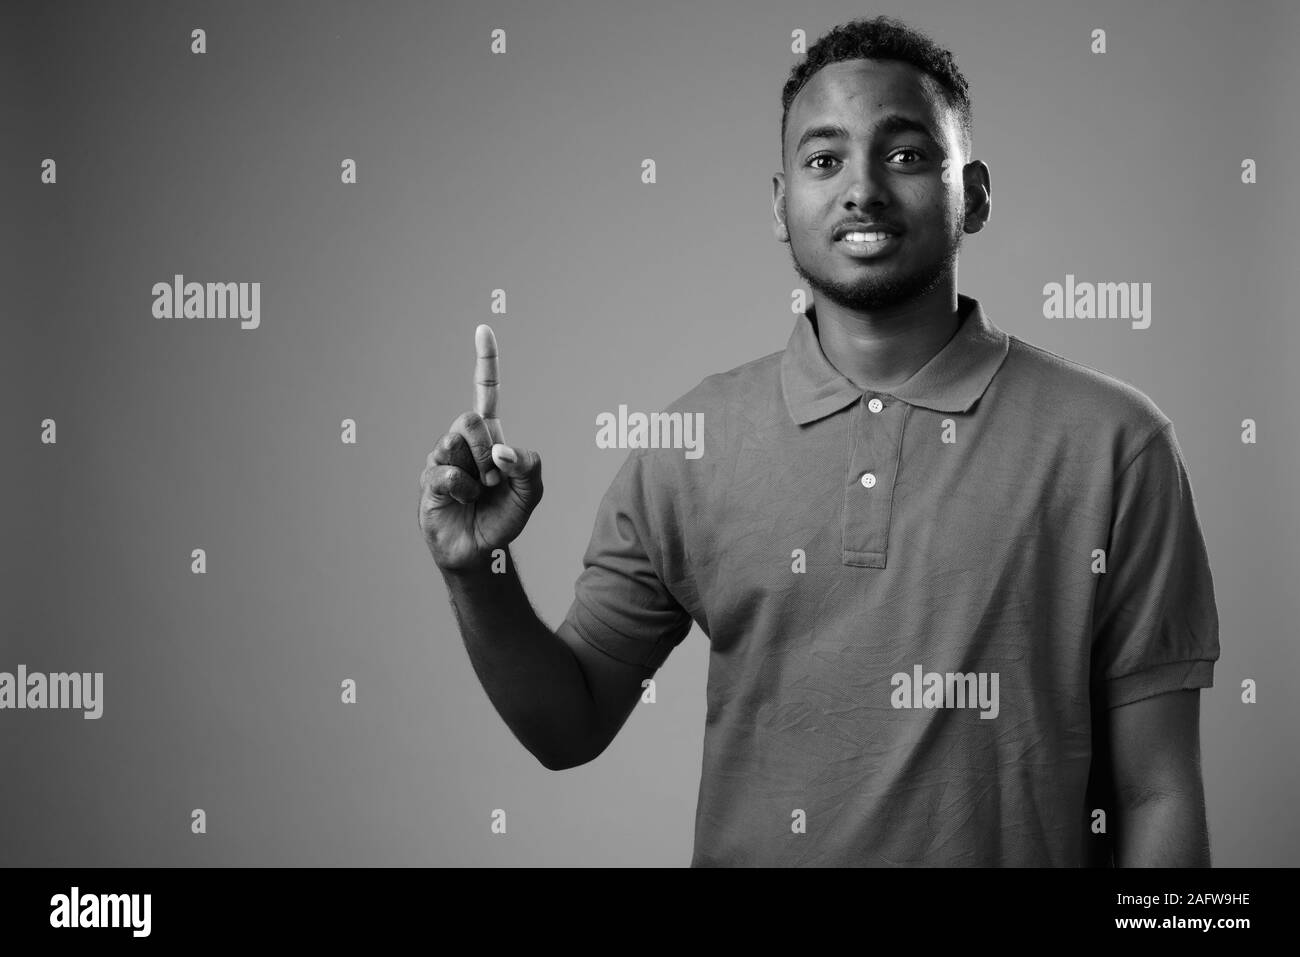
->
<box><xmin>474</xmin><ymin>324</ymin><xmax>505</xmax><ymax>445</ymax></box>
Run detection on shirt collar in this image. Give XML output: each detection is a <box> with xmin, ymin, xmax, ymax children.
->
<box><xmin>780</xmin><ymin>294</ymin><xmax>1010</xmax><ymax>425</ymax></box>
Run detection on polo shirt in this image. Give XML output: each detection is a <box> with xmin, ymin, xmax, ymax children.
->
<box><xmin>561</xmin><ymin>293</ymin><xmax>1220</xmax><ymax>867</ymax></box>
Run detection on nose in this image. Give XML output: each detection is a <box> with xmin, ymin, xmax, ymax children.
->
<box><xmin>842</xmin><ymin>156</ymin><xmax>890</xmax><ymax>210</ymax></box>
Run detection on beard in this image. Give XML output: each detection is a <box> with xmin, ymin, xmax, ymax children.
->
<box><xmin>788</xmin><ymin>218</ymin><xmax>964</xmax><ymax>312</ymax></box>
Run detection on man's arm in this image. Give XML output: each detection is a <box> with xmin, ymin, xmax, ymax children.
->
<box><xmin>442</xmin><ymin>559</ymin><xmax>651</xmax><ymax>771</ymax></box>
<box><xmin>422</xmin><ymin>324</ymin><xmax>656</xmax><ymax>772</ymax></box>
<box><xmin>1107</xmin><ymin>688</ymin><xmax>1211</xmax><ymax>867</ymax></box>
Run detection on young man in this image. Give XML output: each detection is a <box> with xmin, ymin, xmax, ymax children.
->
<box><xmin>420</xmin><ymin>16</ymin><xmax>1219</xmax><ymax>867</ymax></box>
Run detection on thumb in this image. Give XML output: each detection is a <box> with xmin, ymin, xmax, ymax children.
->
<box><xmin>491</xmin><ymin>443</ymin><xmax>540</xmax><ymax>486</ymax></box>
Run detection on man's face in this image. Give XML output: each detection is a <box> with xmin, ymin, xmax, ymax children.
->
<box><xmin>775</xmin><ymin>58</ymin><xmax>978</xmax><ymax>312</ymax></box>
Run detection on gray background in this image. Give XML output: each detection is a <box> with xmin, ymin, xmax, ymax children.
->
<box><xmin>2</xmin><ymin>0</ymin><xmax>1296</xmax><ymax>866</ymax></box>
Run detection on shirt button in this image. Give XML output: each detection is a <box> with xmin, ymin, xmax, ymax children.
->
<box><xmin>860</xmin><ymin>472</ymin><xmax>876</xmax><ymax>488</ymax></box>
<box><xmin>867</xmin><ymin>397</ymin><xmax>884</xmax><ymax>413</ymax></box>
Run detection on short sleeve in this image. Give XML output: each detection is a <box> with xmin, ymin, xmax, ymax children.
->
<box><xmin>1091</xmin><ymin>421</ymin><xmax>1220</xmax><ymax>709</ymax></box>
<box><xmin>561</xmin><ymin>449</ymin><xmax>694</xmax><ymax>672</ymax></box>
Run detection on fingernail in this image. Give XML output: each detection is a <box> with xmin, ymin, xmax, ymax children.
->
<box><xmin>485</xmin><ymin>469</ymin><xmax>501</xmax><ymax>486</ymax></box>
<box><xmin>497</xmin><ymin>446</ymin><xmax>517</xmax><ymax>464</ymax></box>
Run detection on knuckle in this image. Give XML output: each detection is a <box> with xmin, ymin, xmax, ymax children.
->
<box><xmin>450</xmin><ymin>410</ymin><xmax>484</xmax><ymax>438</ymax></box>
<box><xmin>451</xmin><ymin>414</ymin><xmax>489</xmax><ymax>450</ymax></box>
<box><xmin>433</xmin><ymin>432</ymin><xmax>464</xmax><ymax>461</ymax></box>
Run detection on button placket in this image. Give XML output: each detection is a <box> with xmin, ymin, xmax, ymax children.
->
<box><xmin>841</xmin><ymin>394</ymin><xmax>906</xmax><ymax>568</ymax></box>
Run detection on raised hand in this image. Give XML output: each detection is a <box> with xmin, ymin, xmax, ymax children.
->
<box><xmin>419</xmin><ymin>324</ymin><xmax>545</xmax><ymax>572</ymax></box>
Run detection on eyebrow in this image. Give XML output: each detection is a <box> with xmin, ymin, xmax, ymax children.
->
<box><xmin>793</xmin><ymin>114</ymin><xmax>940</xmax><ymax>155</ymax></box>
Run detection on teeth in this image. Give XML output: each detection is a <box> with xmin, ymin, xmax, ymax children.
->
<box><xmin>843</xmin><ymin>231</ymin><xmax>892</xmax><ymax>242</ymax></box>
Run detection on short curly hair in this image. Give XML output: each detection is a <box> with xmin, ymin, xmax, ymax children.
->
<box><xmin>780</xmin><ymin>16</ymin><xmax>972</xmax><ymax>166</ymax></box>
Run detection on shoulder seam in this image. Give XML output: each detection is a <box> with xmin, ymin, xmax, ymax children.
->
<box><xmin>1115</xmin><ymin>420</ymin><xmax>1174</xmax><ymax>481</ymax></box>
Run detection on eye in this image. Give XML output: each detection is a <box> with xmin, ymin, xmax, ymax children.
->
<box><xmin>806</xmin><ymin>153</ymin><xmax>838</xmax><ymax>170</ymax></box>
<box><xmin>891</xmin><ymin>148</ymin><xmax>923</xmax><ymax>163</ymax></box>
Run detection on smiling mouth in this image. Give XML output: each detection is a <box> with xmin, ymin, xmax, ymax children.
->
<box><xmin>835</xmin><ymin>232</ymin><xmax>902</xmax><ymax>258</ymax></box>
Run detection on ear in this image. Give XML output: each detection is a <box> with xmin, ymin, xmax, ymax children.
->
<box><xmin>772</xmin><ymin>172</ymin><xmax>789</xmax><ymax>243</ymax></box>
<box><xmin>961</xmin><ymin>160</ymin><xmax>991</xmax><ymax>234</ymax></box>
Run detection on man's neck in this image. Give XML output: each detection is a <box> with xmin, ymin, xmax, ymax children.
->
<box><xmin>810</xmin><ymin>283</ymin><xmax>966</xmax><ymax>393</ymax></box>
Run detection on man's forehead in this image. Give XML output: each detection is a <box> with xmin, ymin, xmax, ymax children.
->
<box><xmin>788</xmin><ymin>59</ymin><xmax>950</xmax><ymax>141</ymax></box>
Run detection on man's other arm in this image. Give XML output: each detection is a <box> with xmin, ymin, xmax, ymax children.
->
<box><xmin>1107</xmin><ymin>688</ymin><xmax>1211</xmax><ymax>867</ymax></box>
